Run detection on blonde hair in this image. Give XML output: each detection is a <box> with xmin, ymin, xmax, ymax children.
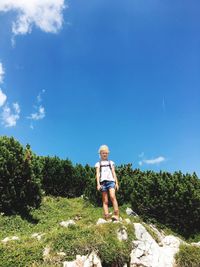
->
<box><xmin>98</xmin><ymin>145</ymin><xmax>110</xmax><ymax>154</ymax></box>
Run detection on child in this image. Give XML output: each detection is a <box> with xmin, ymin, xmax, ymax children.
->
<box><xmin>95</xmin><ymin>145</ymin><xmax>119</xmax><ymax>221</ymax></box>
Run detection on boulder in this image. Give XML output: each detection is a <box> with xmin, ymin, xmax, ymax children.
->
<box><xmin>126</xmin><ymin>208</ymin><xmax>138</xmax><ymax>217</ymax></box>
<box><xmin>1</xmin><ymin>236</ymin><xmax>20</xmax><ymax>243</ymax></box>
<box><xmin>96</xmin><ymin>218</ymin><xmax>109</xmax><ymax>225</ymax></box>
<box><xmin>191</xmin><ymin>241</ymin><xmax>200</xmax><ymax>247</ymax></box>
<box><xmin>63</xmin><ymin>251</ymin><xmax>102</xmax><ymax>267</ymax></box>
<box><xmin>130</xmin><ymin>223</ymin><xmax>182</xmax><ymax>267</ymax></box>
<box><xmin>31</xmin><ymin>232</ymin><xmax>45</xmax><ymax>240</ymax></box>
<box><xmin>60</xmin><ymin>220</ymin><xmax>76</xmax><ymax>227</ymax></box>
<box><xmin>117</xmin><ymin>226</ymin><xmax>128</xmax><ymax>241</ymax></box>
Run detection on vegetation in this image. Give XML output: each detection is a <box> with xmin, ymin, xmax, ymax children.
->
<box><xmin>175</xmin><ymin>244</ymin><xmax>200</xmax><ymax>267</ymax></box>
<box><xmin>0</xmin><ymin>136</ymin><xmax>42</xmax><ymax>215</ymax></box>
<box><xmin>0</xmin><ymin>196</ymin><xmax>135</xmax><ymax>267</ymax></box>
<box><xmin>1</xmin><ymin>136</ymin><xmax>200</xmax><ymax>266</ymax></box>
<box><xmin>85</xmin><ymin>164</ymin><xmax>200</xmax><ymax>238</ymax></box>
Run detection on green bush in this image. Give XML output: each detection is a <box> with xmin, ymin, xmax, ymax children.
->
<box><xmin>42</xmin><ymin>157</ymin><xmax>90</xmax><ymax>198</ymax></box>
<box><xmin>130</xmin><ymin>170</ymin><xmax>200</xmax><ymax>237</ymax></box>
<box><xmin>0</xmin><ymin>136</ymin><xmax>42</xmax><ymax>214</ymax></box>
<box><xmin>84</xmin><ymin>163</ymin><xmax>200</xmax><ymax>238</ymax></box>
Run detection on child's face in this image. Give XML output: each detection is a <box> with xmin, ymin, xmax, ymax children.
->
<box><xmin>100</xmin><ymin>150</ymin><xmax>109</xmax><ymax>160</ymax></box>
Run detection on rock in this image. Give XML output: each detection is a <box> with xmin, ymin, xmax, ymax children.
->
<box><xmin>112</xmin><ymin>217</ymin><xmax>123</xmax><ymax>224</ymax></box>
<box><xmin>130</xmin><ymin>223</ymin><xmax>182</xmax><ymax>267</ymax></box>
<box><xmin>60</xmin><ymin>220</ymin><xmax>76</xmax><ymax>227</ymax></box>
<box><xmin>1</xmin><ymin>236</ymin><xmax>20</xmax><ymax>243</ymax></box>
<box><xmin>63</xmin><ymin>251</ymin><xmax>102</xmax><ymax>267</ymax></box>
<box><xmin>148</xmin><ymin>224</ymin><xmax>165</xmax><ymax>244</ymax></box>
<box><xmin>31</xmin><ymin>232</ymin><xmax>45</xmax><ymax>240</ymax></box>
<box><xmin>86</xmin><ymin>251</ymin><xmax>102</xmax><ymax>267</ymax></box>
<box><xmin>96</xmin><ymin>218</ymin><xmax>108</xmax><ymax>225</ymax></box>
<box><xmin>191</xmin><ymin>241</ymin><xmax>200</xmax><ymax>247</ymax></box>
<box><xmin>43</xmin><ymin>247</ymin><xmax>51</xmax><ymax>260</ymax></box>
<box><xmin>117</xmin><ymin>227</ymin><xmax>128</xmax><ymax>241</ymax></box>
<box><xmin>11</xmin><ymin>236</ymin><xmax>20</xmax><ymax>241</ymax></box>
<box><xmin>57</xmin><ymin>252</ymin><xmax>66</xmax><ymax>256</ymax></box>
<box><xmin>161</xmin><ymin>235</ymin><xmax>182</xmax><ymax>248</ymax></box>
<box><xmin>74</xmin><ymin>215</ymin><xmax>82</xmax><ymax>221</ymax></box>
<box><xmin>126</xmin><ymin>207</ymin><xmax>138</xmax><ymax>217</ymax></box>
<box><xmin>124</xmin><ymin>218</ymin><xmax>131</xmax><ymax>224</ymax></box>
<box><xmin>1</xmin><ymin>237</ymin><xmax>10</xmax><ymax>243</ymax></box>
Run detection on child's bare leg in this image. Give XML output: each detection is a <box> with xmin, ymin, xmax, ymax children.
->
<box><xmin>102</xmin><ymin>192</ymin><xmax>109</xmax><ymax>220</ymax></box>
<box><xmin>109</xmin><ymin>188</ymin><xmax>119</xmax><ymax>219</ymax></box>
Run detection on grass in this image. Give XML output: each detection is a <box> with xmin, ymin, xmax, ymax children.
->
<box><xmin>0</xmin><ymin>196</ymin><xmax>136</xmax><ymax>267</ymax></box>
<box><xmin>1</xmin><ymin>196</ymin><xmax>200</xmax><ymax>267</ymax></box>
<box><xmin>175</xmin><ymin>244</ymin><xmax>200</xmax><ymax>267</ymax></box>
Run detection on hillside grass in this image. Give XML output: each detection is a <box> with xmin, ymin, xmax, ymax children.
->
<box><xmin>0</xmin><ymin>196</ymin><xmax>137</xmax><ymax>267</ymax></box>
<box><xmin>175</xmin><ymin>244</ymin><xmax>200</xmax><ymax>267</ymax></box>
<box><xmin>1</xmin><ymin>196</ymin><xmax>200</xmax><ymax>267</ymax></box>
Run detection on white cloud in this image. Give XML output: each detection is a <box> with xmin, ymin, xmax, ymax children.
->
<box><xmin>138</xmin><ymin>152</ymin><xmax>144</xmax><ymax>158</ymax></box>
<box><xmin>1</xmin><ymin>102</ymin><xmax>20</xmax><ymax>127</ymax></box>
<box><xmin>28</xmin><ymin>105</ymin><xmax>45</xmax><ymax>120</ymax></box>
<box><xmin>13</xmin><ymin>102</ymin><xmax>20</xmax><ymax>114</ymax></box>
<box><xmin>0</xmin><ymin>62</ymin><xmax>5</xmax><ymax>84</ymax></box>
<box><xmin>37</xmin><ymin>89</ymin><xmax>45</xmax><ymax>103</ymax></box>
<box><xmin>0</xmin><ymin>89</ymin><xmax>7</xmax><ymax>107</ymax></box>
<box><xmin>0</xmin><ymin>62</ymin><xmax>20</xmax><ymax>127</ymax></box>
<box><xmin>27</xmin><ymin>89</ymin><xmax>46</xmax><ymax>123</ymax></box>
<box><xmin>0</xmin><ymin>0</ymin><xmax>66</xmax><ymax>36</ymax></box>
<box><xmin>139</xmin><ymin>156</ymin><xmax>166</xmax><ymax>166</ymax></box>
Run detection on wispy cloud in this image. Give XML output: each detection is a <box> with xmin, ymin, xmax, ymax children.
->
<box><xmin>0</xmin><ymin>62</ymin><xmax>21</xmax><ymax>127</ymax></box>
<box><xmin>27</xmin><ymin>90</ymin><xmax>46</xmax><ymax>128</ymax></box>
<box><xmin>0</xmin><ymin>89</ymin><xmax>7</xmax><ymax>107</ymax></box>
<box><xmin>37</xmin><ymin>89</ymin><xmax>45</xmax><ymax>103</ymax></box>
<box><xmin>28</xmin><ymin>105</ymin><xmax>45</xmax><ymax>121</ymax></box>
<box><xmin>0</xmin><ymin>0</ymin><xmax>66</xmax><ymax>38</ymax></box>
<box><xmin>138</xmin><ymin>152</ymin><xmax>144</xmax><ymax>158</ymax></box>
<box><xmin>139</xmin><ymin>156</ymin><xmax>166</xmax><ymax>166</ymax></box>
<box><xmin>1</xmin><ymin>102</ymin><xmax>20</xmax><ymax>127</ymax></box>
<box><xmin>0</xmin><ymin>62</ymin><xmax>5</xmax><ymax>83</ymax></box>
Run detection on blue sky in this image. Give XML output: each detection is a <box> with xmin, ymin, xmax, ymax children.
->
<box><xmin>0</xmin><ymin>0</ymin><xmax>200</xmax><ymax>176</ymax></box>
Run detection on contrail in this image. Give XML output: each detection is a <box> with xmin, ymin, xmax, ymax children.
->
<box><xmin>162</xmin><ymin>97</ymin><xmax>166</xmax><ymax>112</ymax></box>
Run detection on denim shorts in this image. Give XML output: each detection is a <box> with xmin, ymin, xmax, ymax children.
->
<box><xmin>100</xmin><ymin>181</ymin><xmax>115</xmax><ymax>192</ymax></box>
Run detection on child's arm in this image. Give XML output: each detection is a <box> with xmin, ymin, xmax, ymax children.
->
<box><xmin>96</xmin><ymin>167</ymin><xmax>101</xmax><ymax>191</ymax></box>
<box><xmin>111</xmin><ymin>165</ymin><xmax>119</xmax><ymax>191</ymax></box>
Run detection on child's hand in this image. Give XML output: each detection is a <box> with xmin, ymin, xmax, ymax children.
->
<box><xmin>115</xmin><ymin>183</ymin><xmax>119</xmax><ymax>191</ymax></box>
<box><xmin>97</xmin><ymin>184</ymin><xmax>101</xmax><ymax>191</ymax></box>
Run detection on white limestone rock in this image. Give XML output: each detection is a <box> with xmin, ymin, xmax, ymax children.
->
<box><xmin>63</xmin><ymin>251</ymin><xmax>102</xmax><ymax>267</ymax></box>
<box><xmin>43</xmin><ymin>247</ymin><xmax>51</xmax><ymax>260</ymax></box>
<box><xmin>1</xmin><ymin>236</ymin><xmax>20</xmax><ymax>243</ymax></box>
<box><xmin>1</xmin><ymin>237</ymin><xmax>10</xmax><ymax>243</ymax></box>
<box><xmin>191</xmin><ymin>241</ymin><xmax>200</xmax><ymax>247</ymax></box>
<box><xmin>57</xmin><ymin>252</ymin><xmax>66</xmax><ymax>256</ymax></box>
<box><xmin>60</xmin><ymin>220</ymin><xmax>76</xmax><ymax>228</ymax></box>
<box><xmin>124</xmin><ymin>218</ymin><xmax>131</xmax><ymax>224</ymax></box>
<box><xmin>96</xmin><ymin>218</ymin><xmax>109</xmax><ymax>225</ymax></box>
<box><xmin>130</xmin><ymin>223</ymin><xmax>182</xmax><ymax>267</ymax></box>
<box><xmin>11</xmin><ymin>236</ymin><xmax>20</xmax><ymax>241</ymax></box>
<box><xmin>117</xmin><ymin>227</ymin><xmax>128</xmax><ymax>241</ymax></box>
<box><xmin>126</xmin><ymin>207</ymin><xmax>138</xmax><ymax>217</ymax></box>
<box><xmin>31</xmin><ymin>232</ymin><xmax>45</xmax><ymax>240</ymax></box>
<box><xmin>148</xmin><ymin>223</ymin><xmax>165</xmax><ymax>244</ymax></box>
